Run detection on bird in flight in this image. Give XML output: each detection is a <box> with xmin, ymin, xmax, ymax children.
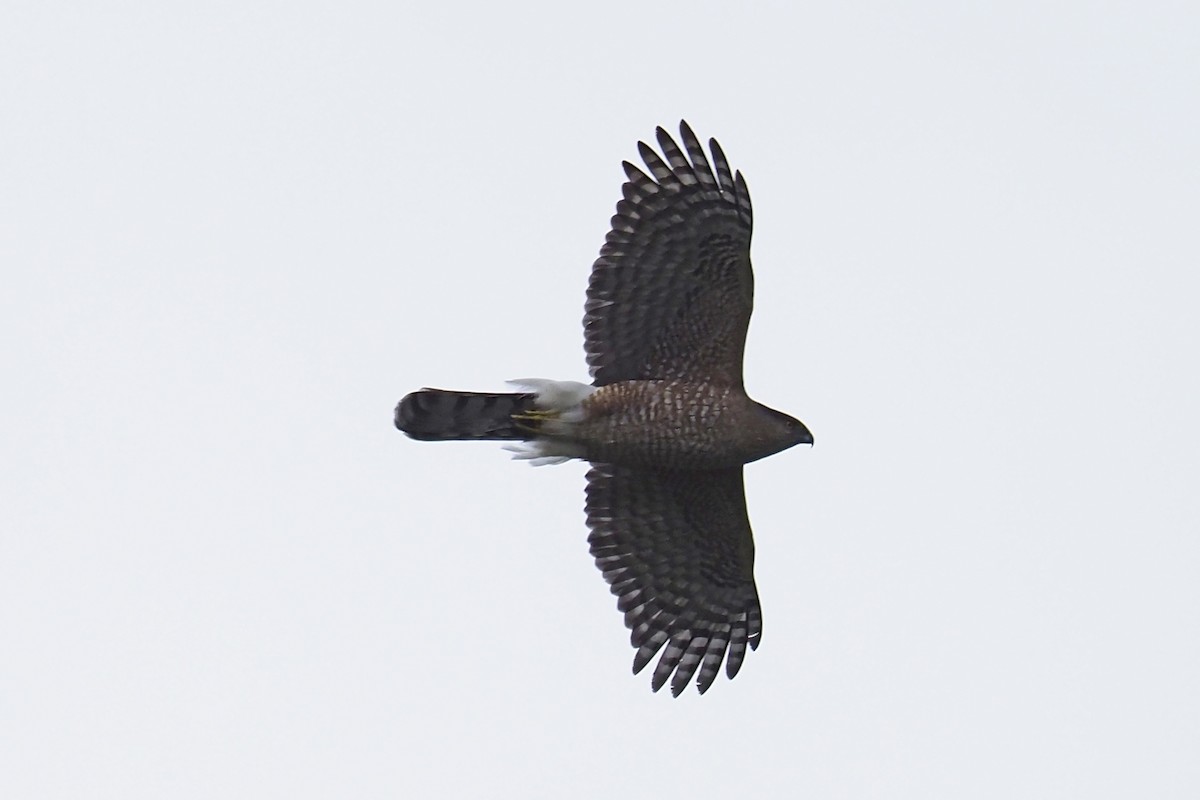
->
<box><xmin>395</xmin><ymin>121</ymin><xmax>812</xmax><ymax>695</ymax></box>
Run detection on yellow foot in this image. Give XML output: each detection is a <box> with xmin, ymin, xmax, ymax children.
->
<box><xmin>512</xmin><ymin>409</ymin><xmax>558</xmax><ymax>422</ymax></box>
<box><xmin>511</xmin><ymin>408</ymin><xmax>556</xmax><ymax>434</ymax></box>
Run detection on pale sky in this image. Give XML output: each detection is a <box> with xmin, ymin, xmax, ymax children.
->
<box><xmin>4</xmin><ymin>2</ymin><xmax>1199</xmax><ymax>797</ymax></box>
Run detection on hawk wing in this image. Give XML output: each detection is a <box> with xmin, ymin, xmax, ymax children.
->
<box><xmin>585</xmin><ymin>463</ymin><xmax>762</xmax><ymax>695</ymax></box>
<box><xmin>584</xmin><ymin>121</ymin><xmax>755</xmax><ymax>388</ymax></box>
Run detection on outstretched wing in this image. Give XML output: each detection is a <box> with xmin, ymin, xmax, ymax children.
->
<box><xmin>584</xmin><ymin>463</ymin><xmax>762</xmax><ymax>696</ymax></box>
<box><xmin>584</xmin><ymin>121</ymin><xmax>755</xmax><ymax>388</ymax></box>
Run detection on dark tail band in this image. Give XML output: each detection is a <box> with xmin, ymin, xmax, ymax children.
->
<box><xmin>394</xmin><ymin>389</ymin><xmax>537</xmax><ymax>441</ymax></box>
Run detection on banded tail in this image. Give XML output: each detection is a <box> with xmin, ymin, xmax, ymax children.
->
<box><xmin>394</xmin><ymin>389</ymin><xmax>537</xmax><ymax>441</ymax></box>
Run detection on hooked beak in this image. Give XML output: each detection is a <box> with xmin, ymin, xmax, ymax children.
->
<box><xmin>797</xmin><ymin>422</ymin><xmax>814</xmax><ymax>447</ymax></box>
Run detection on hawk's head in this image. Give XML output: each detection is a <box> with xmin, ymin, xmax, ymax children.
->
<box><xmin>744</xmin><ymin>404</ymin><xmax>813</xmax><ymax>463</ymax></box>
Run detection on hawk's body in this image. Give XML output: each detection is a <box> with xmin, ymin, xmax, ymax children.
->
<box><xmin>573</xmin><ymin>381</ymin><xmax>804</xmax><ymax>469</ymax></box>
<box><xmin>395</xmin><ymin>122</ymin><xmax>812</xmax><ymax>695</ymax></box>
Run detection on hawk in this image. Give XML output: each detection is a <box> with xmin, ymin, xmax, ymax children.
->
<box><xmin>395</xmin><ymin>122</ymin><xmax>813</xmax><ymax>695</ymax></box>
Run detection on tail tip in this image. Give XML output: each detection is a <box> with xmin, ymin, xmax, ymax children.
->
<box><xmin>394</xmin><ymin>391</ymin><xmax>425</xmax><ymax>437</ymax></box>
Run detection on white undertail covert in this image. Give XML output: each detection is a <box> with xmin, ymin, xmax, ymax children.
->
<box><xmin>502</xmin><ymin>379</ymin><xmax>595</xmax><ymax>466</ymax></box>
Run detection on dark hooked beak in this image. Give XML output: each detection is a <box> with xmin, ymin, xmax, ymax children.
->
<box><xmin>795</xmin><ymin>420</ymin><xmax>814</xmax><ymax>446</ymax></box>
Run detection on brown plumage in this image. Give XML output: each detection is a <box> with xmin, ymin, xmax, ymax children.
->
<box><xmin>395</xmin><ymin>122</ymin><xmax>812</xmax><ymax>695</ymax></box>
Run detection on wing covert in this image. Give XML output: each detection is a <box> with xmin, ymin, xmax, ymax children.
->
<box><xmin>584</xmin><ymin>463</ymin><xmax>762</xmax><ymax>696</ymax></box>
<box><xmin>584</xmin><ymin>121</ymin><xmax>755</xmax><ymax>387</ymax></box>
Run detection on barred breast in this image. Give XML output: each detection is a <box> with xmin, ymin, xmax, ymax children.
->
<box><xmin>574</xmin><ymin>381</ymin><xmax>746</xmax><ymax>469</ymax></box>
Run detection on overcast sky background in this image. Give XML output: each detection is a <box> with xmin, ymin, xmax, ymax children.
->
<box><xmin>4</xmin><ymin>2</ymin><xmax>1199</xmax><ymax>797</ymax></box>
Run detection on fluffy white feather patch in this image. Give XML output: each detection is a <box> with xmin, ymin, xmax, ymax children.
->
<box><xmin>507</xmin><ymin>379</ymin><xmax>594</xmax><ymax>420</ymax></box>
<box><xmin>501</xmin><ymin>442</ymin><xmax>574</xmax><ymax>467</ymax></box>
<box><xmin>501</xmin><ymin>378</ymin><xmax>594</xmax><ymax>466</ymax></box>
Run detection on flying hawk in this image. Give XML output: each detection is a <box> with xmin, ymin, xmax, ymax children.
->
<box><xmin>395</xmin><ymin>122</ymin><xmax>812</xmax><ymax>695</ymax></box>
